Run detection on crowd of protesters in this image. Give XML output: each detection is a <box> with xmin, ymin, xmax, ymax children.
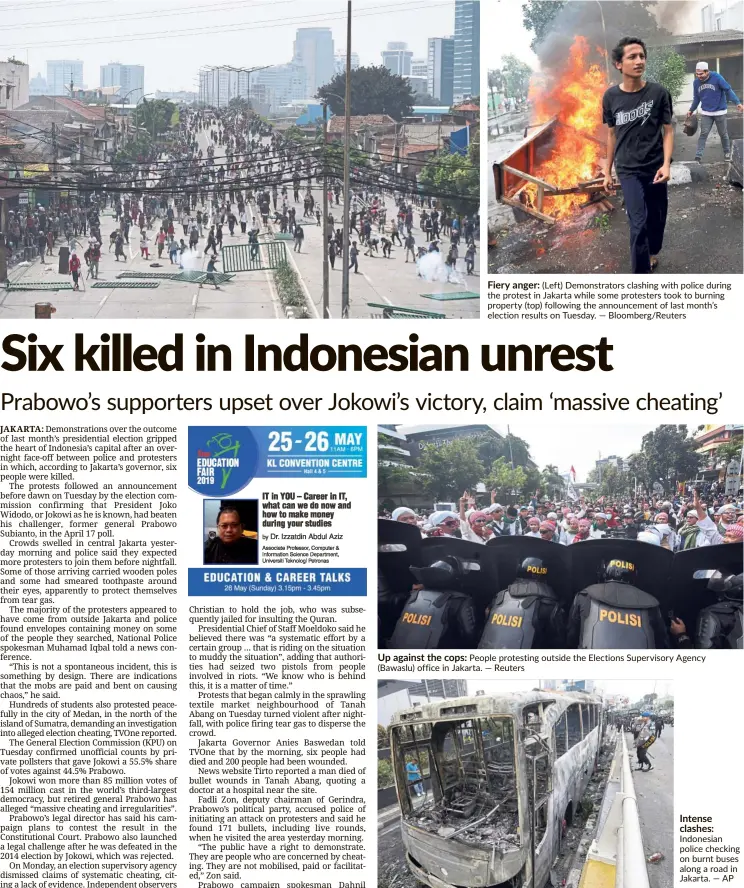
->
<box><xmin>2</xmin><ymin>106</ymin><xmax>479</xmax><ymax>289</ymax></box>
<box><xmin>381</xmin><ymin>486</ymin><xmax>744</xmax><ymax>549</ymax></box>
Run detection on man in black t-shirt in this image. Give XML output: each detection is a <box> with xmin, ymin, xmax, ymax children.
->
<box><xmin>602</xmin><ymin>37</ymin><xmax>674</xmax><ymax>273</ymax></box>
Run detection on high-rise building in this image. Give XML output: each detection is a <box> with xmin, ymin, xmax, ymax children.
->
<box><xmin>427</xmin><ymin>36</ymin><xmax>455</xmax><ymax>105</ymax></box>
<box><xmin>411</xmin><ymin>59</ymin><xmax>428</xmax><ymax>78</ymax></box>
<box><xmin>100</xmin><ymin>63</ymin><xmax>145</xmax><ymax>103</ymax></box>
<box><xmin>381</xmin><ymin>41</ymin><xmax>413</xmax><ymax>77</ymax></box>
<box><xmin>453</xmin><ymin>0</ymin><xmax>480</xmax><ymax>101</ymax></box>
<box><xmin>198</xmin><ymin>66</ymin><xmax>253</xmax><ymax>108</ymax></box>
<box><xmin>293</xmin><ymin>28</ymin><xmax>335</xmax><ymax>95</ymax></box>
<box><xmin>251</xmin><ymin>63</ymin><xmax>308</xmax><ymax>108</ymax></box>
<box><xmin>334</xmin><ymin>50</ymin><xmax>360</xmax><ymax>74</ymax></box>
<box><xmin>46</xmin><ymin>60</ymin><xmax>84</xmax><ymax>96</ymax></box>
<box><xmin>29</xmin><ymin>72</ymin><xmax>48</xmax><ymax>96</ymax></box>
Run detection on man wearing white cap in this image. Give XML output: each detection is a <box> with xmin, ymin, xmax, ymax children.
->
<box><xmin>687</xmin><ymin>61</ymin><xmax>743</xmax><ymax>162</ymax></box>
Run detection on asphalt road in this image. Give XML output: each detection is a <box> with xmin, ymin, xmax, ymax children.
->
<box><xmin>629</xmin><ymin>727</ymin><xmax>674</xmax><ymax>888</ymax></box>
<box><xmin>200</xmin><ymin>128</ymin><xmax>479</xmax><ymax>319</ymax></box>
<box><xmin>1</xmin><ymin>169</ymin><xmax>280</xmax><ymax>320</ymax></box>
<box><xmin>378</xmin><ymin>811</ymin><xmax>417</xmax><ymax>888</ymax></box>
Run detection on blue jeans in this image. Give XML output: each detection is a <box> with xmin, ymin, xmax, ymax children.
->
<box><xmin>696</xmin><ymin>114</ymin><xmax>730</xmax><ymax>157</ymax></box>
<box><xmin>618</xmin><ymin>174</ymin><xmax>668</xmax><ymax>273</ymax></box>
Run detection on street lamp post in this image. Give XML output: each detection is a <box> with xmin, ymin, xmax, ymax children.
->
<box><xmin>321</xmin><ymin>101</ymin><xmax>330</xmax><ymax>318</ymax></box>
<box><xmin>341</xmin><ymin>0</ymin><xmax>352</xmax><ymax>319</ymax></box>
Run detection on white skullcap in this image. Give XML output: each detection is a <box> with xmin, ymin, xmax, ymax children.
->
<box><xmin>696</xmin><ymin>61</ymin><xmax>709</xmax><ymax>70</ymax></box>
<box><xmin>638</xmin><ymin>530</ymin><xmax>661</xmax><ymax>546</ymax></box>
<box><xmin>392</xmin><ymin>507</ymin><xmax>416</xmax><ymax>521</ymax></box>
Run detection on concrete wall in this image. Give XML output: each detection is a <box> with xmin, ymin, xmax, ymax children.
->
<box><xmin>0</xmin><ymin>62</ymin><xmax>29</xmax><ymax>111</ymax></box>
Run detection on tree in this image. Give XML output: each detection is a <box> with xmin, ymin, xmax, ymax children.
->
<box><xmin>587</xmin><ymin>464</ymin><xmax>631</xmax><ymax>500</ymax></box>
<box><xmin>486</xmin><ymin>457</ymin><xmax>528</xmax><ymax>501</ymax></box>
<box><xmin>317</xmin><ymin>66</ymin><xmax>414</xmax><ymax>120</ymax></box>
<box><xmin>284</xmin><ymin>125</ymin><xmax>307</xmax><ymax>143</ymax></box>
<box><xmin>478</xmin><ymin>432</ymin><xmax>532</xmax><ymax>469</ymax></box>
<box><xmin>631</xmin><ymin>425</ymin><xmax>703</xmax><ymax>496</ymax></box>
<box><xmin>413</xmin><ymin>92</ymin><xmax>440</xmax><ymax>106</ymax></box>
<box><xmin>522</xmin><ymin>0</ymin><xmax>667</xmax><ymax>54</ymax></box>
<box><xmin>134</xmin><ymin>98</ymin><xmax>176</xmax><ymax>138</ymax></box>
<box><xmin>377</xmin><ymin>724</ymin><xmax>388</xmax><ymax>748</ymax></box>
<box><xmin>646</xmin><ymin>47</ymin><xmax>687</xmax><ymax>100</ymax></box>
<box><xmin>522</xmin><ymin>0</ymin><xmax>566</xmax><ymax>50</ymax></box>
<box><xmin>228</xmin><ymin>96</ymin><xmax>252</xmax><ymax>111</ymax></box>
<box><xmin>112</xmin><ymin>133</ymin><xmax>152</xmax><ymax>170</ymax></box>
<box><xmin>378</xmin><ymin>432</ymin><xmax>413</xmax><ymax>493</ymax></box>
<box><xmin>417</xmin><ymin>141</ymin><xmax>479</xmax><ymax>215</ymax></box>
<box><xmin>488</xmin><ymin>70</ymin><xmax>504</xmax><ymax>92</ymax></box>
<box><xmin>714</xmin><ymin>440</ymin><xmax>743</xmax><ymax>467</ymax></box>
<box><xmin>501</xmin><ymin>54</ymin><xmax>532</xmax><ymax>99</ymax></box>
<box><xmin>541</xmin><ymin>464</ymin><xmax>564</xmax><ymax>497</ymax></box>
<box><xmin>417</xmin><ymin>439</ymin><xmax>485</xmax><ymax>502</ymax></box>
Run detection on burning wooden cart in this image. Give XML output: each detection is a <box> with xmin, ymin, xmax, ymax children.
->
<box><xmin>493</xmin><ymin>118</ymin><xmax>614</xmax><ymax>224</ymax></box>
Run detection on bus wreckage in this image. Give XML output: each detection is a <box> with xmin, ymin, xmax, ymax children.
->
<box><xmin>389</xmin><ymin>690</ymin><xmax>604</xmax><ymax>888</ymax></box>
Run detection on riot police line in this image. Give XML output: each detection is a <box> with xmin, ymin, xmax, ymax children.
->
<box><xmin>378</xmin><ymin>519</ymin><xmax>743</xmax><ymax>649</ymax></box>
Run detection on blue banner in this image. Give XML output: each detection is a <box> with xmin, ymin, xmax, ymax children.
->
<box><xmin>189</xmin><ymin>567</ymin><xmax>367</xmax><ymax>597</ymax></box>
<box><xmin>251</xmin><ymin>426</ymin><xmax>367</xmax><ymax>478</ymax></box>
<box><xmin>189</xmin><ymin>426</ymin><xmax>367</xmax><ymax>495</ymax></box>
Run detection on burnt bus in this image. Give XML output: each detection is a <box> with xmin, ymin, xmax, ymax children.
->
<box><xmin>389</xmin><ymin>691</ymin><xmax>604</xmax><ymax>888</ymax></box>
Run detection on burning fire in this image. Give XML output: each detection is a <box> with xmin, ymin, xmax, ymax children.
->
<box><xmin>525</xmin><ymin>36</ymin><xmax>608</xmax><ymax>219</ymax></box>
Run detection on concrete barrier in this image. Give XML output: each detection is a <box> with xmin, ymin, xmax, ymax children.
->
<box><xmin>578</xmin><ymin>735</ymin><xmax>650</xmax><ymax>888</ymax></box>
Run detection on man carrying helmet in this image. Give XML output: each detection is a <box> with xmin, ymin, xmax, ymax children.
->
<box><xmin>687</xmin><ymin>61</ymin><xmax>743</xmax><ymax>162</ymax></box>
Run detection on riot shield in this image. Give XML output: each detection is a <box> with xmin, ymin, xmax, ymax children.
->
<box><xmin>485</xmin><ymin>535</ymin><xmax>572</xmax><ymax>610</ymax></box>
<box><xmin>378</xmin><ymin>518</ymin><xmax>424</xmax><ymax>597</ymax></box>
<box><xmin>567</xmin><ymin>538</ymin><xmax>673</xmax><ymax>612</ymax></box>
<box><xmin>378</xmin><ymin>518</ymin><xmax>424</xmax><ymax>646</ymax></box>
<box><xmin>420</xmin><ymin>536</ymin><xmax>500</xmax><ymax>620</ymax></box>
<box><xmin>670</xmin><ymin>544</ymin><xmax>744</xmax><ymax>634</ymax></box>
<box><xmin>387</xmin><ymin>537</ymin><xmax>499</xmax><ymax>649</ymax></box>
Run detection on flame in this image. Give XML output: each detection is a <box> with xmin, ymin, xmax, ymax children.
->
<box><xmin>524</xmin><ymin>36</ymin><xmax>608</xmax><ymax>219</ymax></box>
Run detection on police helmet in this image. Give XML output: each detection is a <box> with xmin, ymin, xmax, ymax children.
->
<box><xmin>633</xmin><ymin>511</ymin><xmax>644</xmax><ymax>523</ymax></box>
<box><xmin>516</xmin><ymin>557</ymin><xmax>548</xmax><ymax>580</ymax></box>
<box><xmin>602</xmin><ymin>558</ymin><xmax>638</xmax><ymax>585</ymax></box>
<box><xmin>410</xmin><ymin>557</ymin><xmax>460</xmax><ymax>589</ymax></box>
<box><xmin>724</xmin><ymin>573</ymin><xmax>743</xmax><ymax>603</ymax></box>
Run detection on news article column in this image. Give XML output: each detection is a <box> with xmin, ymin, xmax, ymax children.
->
<box><xmin>186</xmin><ymin>424</ymin><xmax>371</xmax><ymax>881</ymax></box>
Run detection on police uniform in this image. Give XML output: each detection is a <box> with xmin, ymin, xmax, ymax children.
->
<box><xmin>694</xmin><ymin>574</ymin><xmax>743</xmax><ymax>649</ymax></box>
<box><xmin>567</xmin><ymin>559</ymin><xmax>668</xmax><ymax>648</ymax></box>
<box><xmin>478</xmin><ymin>558</ymin><xmax>565</xmax><ymax>649</ymax></box>
<box><xmin>388</xmin><ymin>558</ymin><xmax>478</xmax><ymax>649</ymax></box>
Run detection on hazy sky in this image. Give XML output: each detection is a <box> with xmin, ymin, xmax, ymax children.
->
<box><xmin>3</xmin><ymin>0</ymin><xmax>458</xmax><ymax>92</ymax></box>
<box><xmin>399</xmin><ymin>422</ymin><xmax>662</xmax><ymax>482</ymax></box>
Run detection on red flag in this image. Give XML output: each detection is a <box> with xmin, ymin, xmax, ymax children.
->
<box><xmin>570</xmin><ymin>465</ymin><xmax>576</xmax><ymax>480</ymax></box>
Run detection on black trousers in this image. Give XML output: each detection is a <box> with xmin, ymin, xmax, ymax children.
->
<box><xmin>618</xmin><ymin>174</ymin><xmax>668</xmax><ymax>273</ymax></box>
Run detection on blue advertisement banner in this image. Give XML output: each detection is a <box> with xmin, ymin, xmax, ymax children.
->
<box><xmin>189</xmin><ymin>426</ymin><xmax>367</xmax><ymax>495</ymax></box>
<box><xmin>188</xmin><ymin>567</ymin><xmax>367</xmax><ymax>597</ymax></box>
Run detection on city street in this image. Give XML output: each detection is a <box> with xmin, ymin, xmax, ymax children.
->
<box><xmin>195</xmin><ymin>127</ymin><xmax>479</xmax><ymax>320</ymax></box>
<box><xmin>1</xmin><ymin>201</ymin><xmax>280</xmax><ymax>319</ymax></box>
<box><xmin>2</xmin><ymin>124</ymin><xmax>479</xmax><ymax>320</ymax></box>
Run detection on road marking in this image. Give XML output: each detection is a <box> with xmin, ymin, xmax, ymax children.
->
<box><xmin>192</xmin><ymin>292</ymin><xmax>198</xmax><ymax>307</ymax></box>
<box><xmin>378</xmin><ymin>821</ymin><xmax>402</xmax><ymax>837</ymax></box>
